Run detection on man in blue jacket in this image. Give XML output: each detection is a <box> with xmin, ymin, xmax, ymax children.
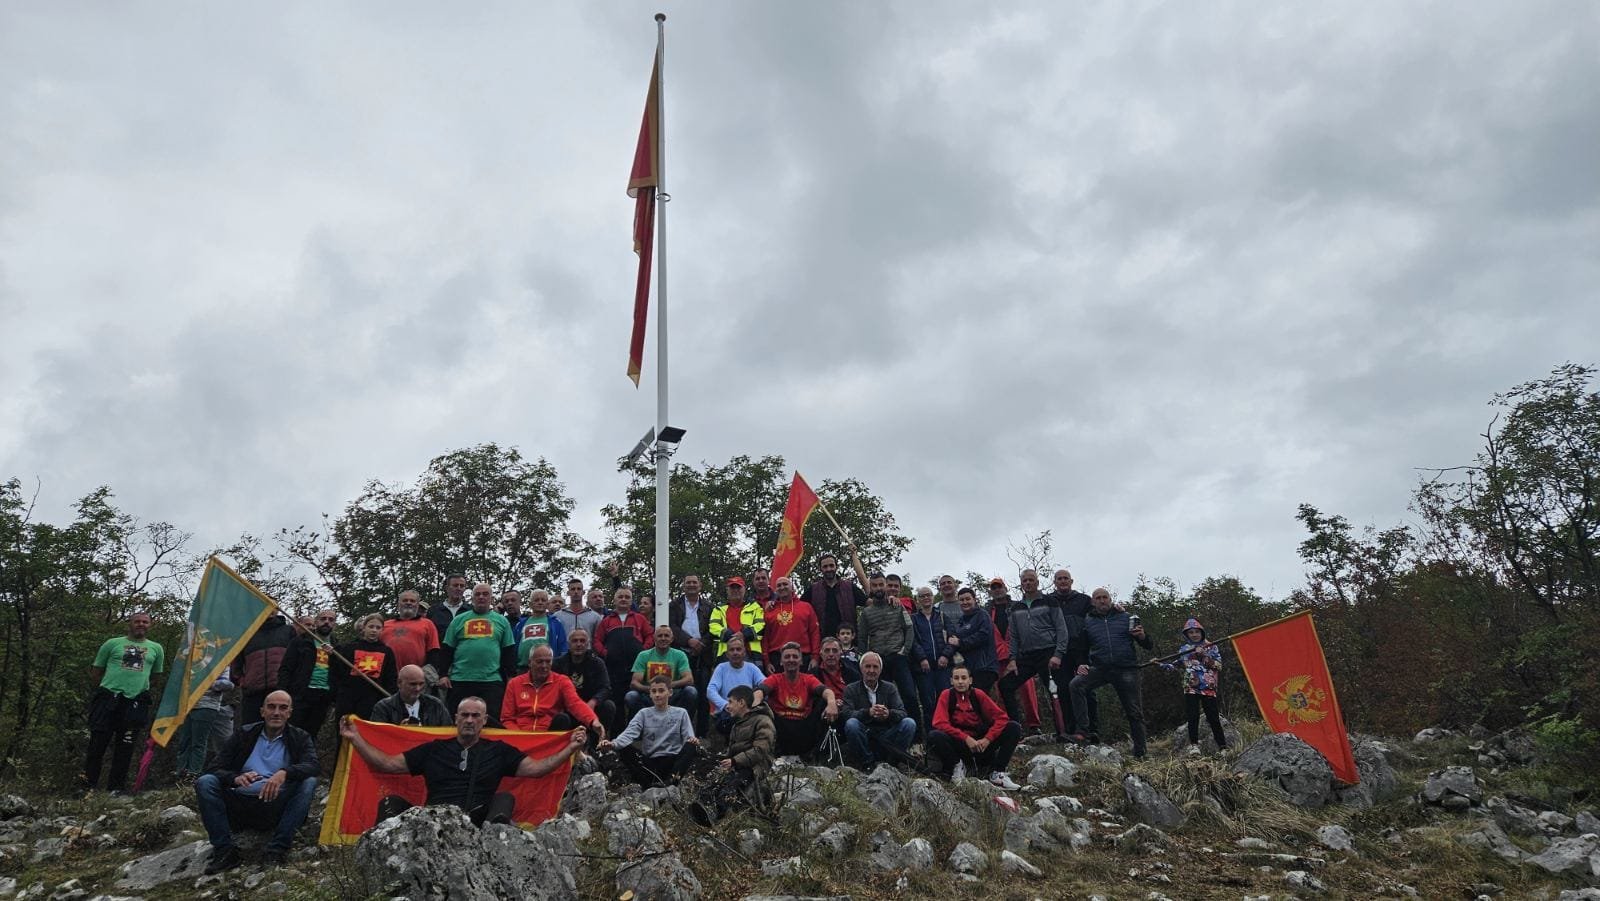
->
<box><xmin>910</xmin><ymin>587</ymin><xmax>950</xmax><ymax>731</ymax></box>
<box><xmin>1068</xmin><ymin>587</ymin><xmax>1153</xmax><ymax>758</ymax></box>
<box><xmin>195</xmin><ymin>691</ymin><xmax>319</xmax><ymax>873</ymax></box>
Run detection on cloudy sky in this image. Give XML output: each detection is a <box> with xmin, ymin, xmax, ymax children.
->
<box><xmin>3</xmin><ymin>3</ymin><xmax>1597</xmax><ymax>601</ymax></box>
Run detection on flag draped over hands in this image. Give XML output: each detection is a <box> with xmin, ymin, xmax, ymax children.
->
<box><xmin>627</xmin><ymin>54</ymin><xmax>661</xmax><ymax>386</ymax></box>
<box><xmin>1232</xmin><ymin>610</ymin><xmax>1359</xmax><ymax>784</ymax></box>
<box><xmin>770</xmin><ymin>472</ymin><xmax>820</xmax><ymax>582</ymax></box>
<box><xmin>318</xmin><ymin>720</ymin><xmax>576</xmax><ymax>845</ymax></box>
<box><xmin>149</xmin><ymin>557</ymin><xmax>277</xmax><ymax>747</ymax></box>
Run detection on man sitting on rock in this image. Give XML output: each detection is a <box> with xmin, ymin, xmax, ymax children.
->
<box><xmin>369</xmin><ymin>664</ymin><xmax>453</xmax><ymax>727</ymax></box>
<box><xmin>762</xmin><ymin>642</ymin><xmax>837</xmax><ymax>759</ymax></box>
<box><xmin>340</xmin><ymin>696</ymin><xmax>586</xmax><ymax>827</ymax></box>
<box><xmin>195</xmin><ymin>690</ymin><xmax>320</xmax><ymax>873</ymax></box>
<box><xmin>841</xmin><ymin>651</ymin><xmax>917</xmax><ymax>770</ymax></box>
<box><xmin>598</xmin><ymin>675</ymin><xmax>699</xmax><ymax>787</ymax></box>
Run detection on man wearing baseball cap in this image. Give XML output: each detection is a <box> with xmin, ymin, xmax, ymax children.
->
<box><xmin>709</xmin><ymin>577</ymin><xmax>765</xmax><ymax>662</ymax></box>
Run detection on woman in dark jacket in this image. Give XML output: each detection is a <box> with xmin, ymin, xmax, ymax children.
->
<box><xmin>943</xmin><ymin>588</ymin><xmax>1000</xmax><ymax>691</ymax></box>
<box><xmin>332</xmin><ymin>614</ymin><xmax>399</xmax><ymax>721</ymax></box>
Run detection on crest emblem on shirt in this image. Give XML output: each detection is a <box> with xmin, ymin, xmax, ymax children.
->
<box><xmin>776</xmin><ymin>608</ymin><xmax>793</xmax><ymax>626</ymax></box>
<box><xmin>354</xmin><ymin>650</ymin><xmax>383</xmax><ymax>675</ymax></box>
<box><xmin>314</xmin><ymin>646</ymin><xmax>330</xmax><ymax>667</ymax></box>
<box><xmin>464</xmin><ymin>618</ymin><xmax>494</xmax><ymax>638</ymax></box>
<box><xmin>646</xmin><ymin>661</ymin><xmax>672</xmax><ymax>681</ymax></box>
<box><xmin>786</xmin><ymin>694</ymin><xmax>800</xmax><ymax>710</ymax></box>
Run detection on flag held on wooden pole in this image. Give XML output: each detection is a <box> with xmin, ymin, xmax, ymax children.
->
<box><xmin>770</xmin><ymin>472</ymin><xmax>820</xmax><ymax>582</ymax></box>
<box><xmin>1231</xmin><ymin>610</ymin><xmax>1359</xmax><ymax>784</ymax></box>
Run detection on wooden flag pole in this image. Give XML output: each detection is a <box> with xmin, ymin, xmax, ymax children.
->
<box><xmin>1140</xmin><ymin>609</ymin><xmax>1314</xmax><ymax>668</ymax></box>
<box><xmin>270</xmin><ymin>601</ymin><xmax>393</xmax><ymax>699</ymax></box>
<box><xmin>813</xmin><ymin>495</ymin><xmax>872</xmax><ymax>587</ymax></box>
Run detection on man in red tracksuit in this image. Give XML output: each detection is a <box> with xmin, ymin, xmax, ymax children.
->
<box><xmin>929</xmin><ymin>663</ymin><xmax>1022</xmax><ymax>789</ymax></box>
<box><xmin>763</xmin><ymin>577</ymin><xmax>820</xmax><ymax>670</ymax></box>
<box><xmin>501</xmin><ymin>645</ymin><xmax>605</xmax><ymax>740</ymax></box>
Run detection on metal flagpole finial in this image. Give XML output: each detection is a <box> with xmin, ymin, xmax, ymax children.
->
<box><xmin>655</xmin><ymin>13</ymin><xmax>666</xmax><ymax>21</ymax></box>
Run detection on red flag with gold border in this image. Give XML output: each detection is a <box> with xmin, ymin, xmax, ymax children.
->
<box><xmin>318</xmin><ymin>720</ymin><xmax>575</xmax><ymax>845</ymax></box>
<box><xmin>770</xmin><ymin>472</ymin><xmax>820</xmax><ymax>582</ymax></box>
<box><xmin>626</xmin><ymin>54</ymin><xmax>660</xmax><ymax>386</ymax></box>
<box><xmin>1231</xmin><ymin>610</ymin><xmax>1359</xmax><ymax>784</ymax></box>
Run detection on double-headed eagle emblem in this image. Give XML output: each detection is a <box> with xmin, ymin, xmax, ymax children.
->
<box><xmin>1272</xmin><ymin>675</ymin><xmax>1328</xmax><ymax>725</ymax></box>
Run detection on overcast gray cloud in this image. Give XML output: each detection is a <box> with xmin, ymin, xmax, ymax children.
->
<box><xmin>3</xmin><ymin>2</ymin><xmax>1597</xmax><ymax>600</ymax></box>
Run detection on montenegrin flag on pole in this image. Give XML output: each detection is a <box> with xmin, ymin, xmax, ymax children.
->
<box><xmin>770</xmin><ymin>472</ymin><xmax>820</xmax><ymax>582</ymax></box>
<box><xmin>1231</xmin><ymin>610</ymin><xmax>1359</xmax><ymax>784</ymax></box>
<box><xmin>149</xmin><ymin>557</ymin><xmax>277</xmax><ymax>747</ymax></box>
<box><xmin>626</xmin><ymin>43</ymin><xmax>661</xmax><ymax>386</ymax></box>
<box><xmin>318</xmin><ymin>720</ymin><xmax>575</xmax><ymax>845</ymax></box>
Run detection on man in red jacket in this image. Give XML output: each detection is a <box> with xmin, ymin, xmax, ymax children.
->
<box><xmin>929</xmin><ymin>663</ymin><xmax>1022</xmax><ymax>789</ymax></box>
<box><xmin>501</xmin><ymin>645</ymin><xmax>605</xmax><ymax>739</ymax></box>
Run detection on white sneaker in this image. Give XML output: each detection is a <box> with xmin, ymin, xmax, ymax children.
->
<box><xmin>989</xmin><ymin>772</ymin><xmax>1021</xmax><ymax>791</ymax></box>
<box><xmin>951</xmin><ymin>761</ymin><xmax>967</xmax><ymax>781</ymax></box>
<box><xmin>1185</xmin><ymin>745</ymin><xmax>1202</xmax><ymax>757</ymax></box>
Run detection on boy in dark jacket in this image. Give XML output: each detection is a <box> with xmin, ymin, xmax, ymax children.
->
<box><xmin>1068</xmin><ymin>588</ymin><xmax>1153</xmax><ymax>757</ymax></box>
<box><xmin>195</xmin><ymin>691</ymin><xmax>319</xmax><ymax>873</ymax></box>
<box><xmin>692</xmin><ymin>685</ymin><xmax>775</xmax><ymax>825</ymax></box>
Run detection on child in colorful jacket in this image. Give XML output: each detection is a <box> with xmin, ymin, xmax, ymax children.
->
<box><xmin>1170</xmin><ymin>618</ymin><xmax>1229</xmax><ymax>752</ymax></box>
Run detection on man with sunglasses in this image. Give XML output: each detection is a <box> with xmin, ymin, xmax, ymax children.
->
<box><xmin>342</xmin><ymin>696</ymin><xmax>586</xmax><ymax>826</ymax></box>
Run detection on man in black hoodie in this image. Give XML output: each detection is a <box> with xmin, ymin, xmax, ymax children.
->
<box><xmin>236</xmin><ymin>613</ymin><xmax>296</xmax><ymax>728</ymax></box>
<box><xmin>279</xmin><ymin>610</ymin><xmax>337</xmax><ymax>739</ymax></box>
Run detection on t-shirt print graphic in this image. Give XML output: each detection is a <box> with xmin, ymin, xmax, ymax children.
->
<box><xmin>120</xmin><ymin>645</ymin><xmax>146</xmax><ymax>671</ymax></box>
<box><xmin>646</xmin><ymin>661</ymin><xmax>672</xmax><ymax>681</ymax></box>
<box><xmin>464</xmin><ymin>619</ymin><xmax>494</xmax><ymax>639</ymax></box>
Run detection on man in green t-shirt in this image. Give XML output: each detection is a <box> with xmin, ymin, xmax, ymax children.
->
<box><xmin>81</xmin><ymin>611</ymin><xmax>166</xmax><ymax>792</ymax></box>
<box><xmin>439</xmin><ymin>582</ymin><xmax>516</xmax><ymax>719</ymax></box>
<box><xmin>628</xmin><ymin>625</ymin><xmax>697</xmax><ymax>717</ymax></box>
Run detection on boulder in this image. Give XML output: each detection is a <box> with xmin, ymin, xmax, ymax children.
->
<box><xmin>1461</xmin><ymin>821</ymin><xmax>1526</xmax><ymax>862</ymax></box>
<box><xmin>737</xmin><ymin>828</ymin><xmax>763</xmax><ymax>856</ymax></box>
<box><xmin>1035</xmin><ymin>795</ymin><xmax>1084</xmax><ymax>814</ymax></box>
<box><xmin>998</xmin><ymin>850</ymin><xmax>1042</xmax><ymax>877</ymax></box>
<box><xmin>1526</xmin><ymin>834</ymin><xmax>1600</xmax><ymax>877</ymax></box>
<box><xmin>1234</xmin><ymin>733</ymin><xmax>1335</xmax><ymax>808</ymax></box>
<box><xmin>1026</xmin><ymin>754</ymin><xmax>1078</xmax><ymax>789</ymax></box>
<box><xmin>775</xmin><ymin>776</ymin><xmax>824</xmax><ymax>810</ymax></box>
<box><xmin>1421</xmin><ymin>767</ymin><xmax>1481</xmax><ymax>806</ymax></box>
<box><xmin>1539</xmin><ymin>811</ymin><xmax>1576</xmax><ymax>832</ymax></box>
<box><xmin>1113</xmin><ymin>823</ymin><xmax>1170</xmax><ymax>851</ymax></box>
<box><xmin>0</xmin><ymin>797</ymin><xmax>34</xmax><ymax>821</ymax></box>
<box><xmin>155</xmin><ymin>806</ymin><xmax>198</xmax><ymax>830</ymax></box>
<box><xmin>1413</xmin><ymin>727</ymin><xmax>1455</xmax><ymax>743</ymax></box>
<box><xmin>355</xmin><ymin>805</ymin><xmax>577</xmax><ymax>900</ymax></box>
<box><xmin>617</xmin><ymin>853</ymin><xmax>702</xmax><ymax>901</ymax></box>
<box><xmin>1003</xmin><ymin>808</ymin><xmax>1075</xmax><ymax>855</ymax></box>
<box><xmin>948</xmin><ymin>841</ymin><xmax>988</xmax><ymax>874</ymax></box>
<box><xmin>854</xmin><ymin>765</ymin><xmax>907</xmax><ymax>817</ymax></box>
<box><xmin>1080</xmin><ymin>744</ymin><xmax>1124</xmax><ymax>768</ymax></box>
<box><xmin>1483</xmin><ymin>796</ymin><xmax>1545</xmax><ymax>835</ymax></box>
<box><xmin>1285</xmin><ymin>870</ymin><xmax>1327</xmax><ymax>893</ymax></box>
<box><xmin>603</xmin><ymin>811</ymin><xmax>665</xmax><ymax>855</ymax></box>
<box><xmin>869</xmin><ymin>836</ymin><xmax>934</xmax><ymax>872</ymax></box>
<box><xmin>1577</xmin><ymin>812</ymin><xmax>1600</xmax><ymax>834</ymax></box>
<box><xmin>1335</xmin><ymin>738</ymin><xmax>1400</xmax><ymax>808</ymax></box>
<box><xmin>114</xmin><ymin>840</ymin><xmax>212</xmax><ymax>891</ymax></box>
<box><xmin>1315</xmin><ymin>824</ymin><xmax>1355</xmax><ymax>853</ymax></box>
<box><xmin>1122</xmin><ymin>775</ymin><xmax>1186</xmax><ymax>829</ymax></box>
<box><xmin>1171</xmin><ymin>716</ymin><xmax>1242</xmax><ymax>754</ymax></box>
<box><xmin>908</xmin><ymin>779</ymin><xmax>978</xmax><ymax>832</ymax></box>
<box><xmin>814</xmin><ymin>823</ymin><xmax>856</xmax><ymax>858</ymax></box>
<box><xmin>563</xmin><ymin>772</ymin><xmax>609</xmax><ymax>820</ymax></box>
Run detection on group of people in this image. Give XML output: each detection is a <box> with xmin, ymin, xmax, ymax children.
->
<box><xmin>79</xmin><ymin>554</ymin><xmax>1233</xmax><ymax>874</ymax></box>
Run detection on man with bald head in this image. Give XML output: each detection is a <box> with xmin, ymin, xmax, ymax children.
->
<box><xmin>438</xmin><ymin>582</ymin><xmax>517</xmax><ymax>718</ymax></box>
<box><xmin>370</xmin><ymin>665</ymin><xmax>452</xmax><ymax>726</ymax></box>
<box><xmin>1045</xmin><ymin>568</ymin><xmax>1097</xmax><ymax>737</ymax></box>
<box><xmin>196</xmin><ymin>690</ymin><xmax>320</xmax><ymax>873</ymax></box>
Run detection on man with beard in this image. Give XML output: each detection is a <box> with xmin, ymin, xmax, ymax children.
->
<box><xmin>552</xmin><ymin>629</ymin><xmax>614</xmax><ymax>735</ymax></box>
<box><xmin>437</xmin><ymin>583</ymin><xmax>517</xmax><ymax>717</ymax></box>
<box><xmin>762</xmin><ymin>642</ymin><xmax>837</xmax><ymax>758</ymax></box>
<box><xmin>807</xmin><ymin>553</ymin><xmax>866</xmax><ymax>640</ymax></box>
<box><xmin>668</xmin><ymin>574</ymin><xmax>715</xmax><ymax>732</ymax></box>
<box><xmin>1047</xmin><ymin>568</ymin><xmax>1098</xmax><ymax>737</ymax></box>
<box><xmin>369</xmin><ymin>665</ymin><xmax>452</xmax><ymax>726</ymax></box>
<box><xmin>426</xmin><ymin>574</ymin><xmax>470</xmax><ymax>638</ymax></box>
<box><xmin>279</xmin><ymin>609</ymin><xmax>338</xmax><ymax>738</ymax></box>
<box><xmin>854</xmin><ymin>573</ymin><xmax>922</xmax><ymax>736</ymax></box>
<box><xmin>762</xmin><ymin>576</ymin><xmax>819</xmax><ymax>670</ymax></box>
<box><xmin>343</xmin><ymin>697</ymin><xmax>586</xmax><ymax>826</ymax></box>
<box><xmin>381</xmin><ymin>590</ymin><xmax>439</xmax><ymax>672</ymax></box>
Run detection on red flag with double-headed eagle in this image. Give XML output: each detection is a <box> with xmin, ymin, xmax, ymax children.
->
<box><xmin>626</xmin><ymin>52</ymin><xmax>660</xmax><ymax>386</ymax></box>
<box><xmin>770</xmin><ymin>472</ymin><xmax>820</xmax><ymax>582</ymax></box>
<box><xmin>1231</xmin><ymin>610</ymin><xmax>1359</xmax><ymax>784</ymax></box>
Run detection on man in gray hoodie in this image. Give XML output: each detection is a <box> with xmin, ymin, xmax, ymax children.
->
<box><xmin>996</xmin><ymin>572</ymin><xmax>1072</xmax><ymax>737</ymax></box>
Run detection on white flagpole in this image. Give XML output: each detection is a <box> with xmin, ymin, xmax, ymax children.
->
<box><xmin>652</xmin><ymin>12</ymin><xmax>670</xmax><ymax>628</ymax></box>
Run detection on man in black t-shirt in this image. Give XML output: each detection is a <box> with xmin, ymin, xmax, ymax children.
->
<box><xmin>340</xmin><ymin>696</ymin><xmax>585</xmax><ymax>826</ymax></box>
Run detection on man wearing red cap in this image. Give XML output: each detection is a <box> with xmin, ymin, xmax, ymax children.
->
<box><xmin>709</xmin><ymin>577</ymin><xmax>765</xmax><ymax>662</ymax></box>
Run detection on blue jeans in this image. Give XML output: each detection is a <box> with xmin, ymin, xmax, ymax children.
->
<box><xmin>914</xmin><ymin>664</ymin><xmax>952</xmax><ymax>726</ymax></box>
<box><xmin>842</xmin><ymin>715</ymin><xmax>916</xmax><ymax>768</ymax></box>
<box><xmin>195</xmin><ymin>773</ymin><xmax>318</xmax><ymax>852</ymax></box>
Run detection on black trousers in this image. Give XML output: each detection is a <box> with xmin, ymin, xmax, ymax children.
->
<box><xmin>999</xmin><ymin>650</ymin><xmax>1065</xmax><ymax>734</ymax></box>
<box><xmin>772</xmin><ymin>707</ymin><xmax>827</xmax><ymax>758</ymax></box>
<box><xmin>447</xmin><ymin>680</ymin><xmax>506</xmax><ymax>725</ymax></box>
<box><xmin>291</xmin><ymin>688</ymin><xmax>332</xmax><ymax>737</ymax></box>
<box><xmin>378</xmin><ymin>792</ymin><xmax>515</xmax><ymax>826</ymax></box>
<box><xmin>618</xmin><ymin>745</ymin><xmax>697</xmax><ymax>787</ymax></box>
<box><xmin>82</xmin><ymin>689</ymin><xmax>149</xmax><ymax>791</ymax></box>
<box><xmin>1186</xmin><ymin>694</ymin><xmax>1228</xmax><ymax>747</ymax></box>
<box><xmin>240</xmin><ymin>690</ymin><xmax>271</xmax><ymax>728</ymax></box>
<box><xmin>926</xmin><ymin>722</ymin><xmax>1023</xmax><ymax>777</ymax></box>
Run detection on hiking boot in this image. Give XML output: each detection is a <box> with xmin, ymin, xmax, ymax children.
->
<box><xmin>989</xmin><ymin>771</ymin><xmax>1021</xmax><ymax>791</ymax></box>
<box><xmin>204</xmin><ymin>845</ymin><xmax>241</xmax><ymax>875</ymax></box>
<box><xmin>261</xmin><ymin>848</ymin><xmax>286</xmax><ymax>868</ymax></box>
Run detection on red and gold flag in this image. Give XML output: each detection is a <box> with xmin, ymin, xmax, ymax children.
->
<box><xmin>318</xmin><ymin>720</ymin><xmax>575</xmax><ymax>845</ymax></box>
<box><xmin>626</xmin><ymin>54</ymin><xmax>660</xmax><ymax>386</ymax></box>
<box><xmin>1231</xmin><ymin>610</ymin><xmax>1359</xmax><ymax>784</ymax></box>
<box><xmin>770</xmin><ymin>472</ymin><xmax>821</xmax><ymax>582</ymax></box>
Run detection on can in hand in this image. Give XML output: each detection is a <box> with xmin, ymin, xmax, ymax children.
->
<box><xmin>1128</xmin><ymin>614</ymin><xmax>1141</xmax><ymax>632</ymax></box>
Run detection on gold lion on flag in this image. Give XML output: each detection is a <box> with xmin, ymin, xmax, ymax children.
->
<box><xmin>1272</xmin><ymin>674</ymin><xmax>1329</xmax><ymax>725</ymax></box>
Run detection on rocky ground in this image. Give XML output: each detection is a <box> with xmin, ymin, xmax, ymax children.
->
<box><xmin>1</xmin><ymin>720</ymin><xmax>1597</xmax><ymax>900</ymax></box>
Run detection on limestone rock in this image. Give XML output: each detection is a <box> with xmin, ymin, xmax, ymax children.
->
<box><xmin>1234</xmin><ymin>733</ymin><xmax>1334</xmax><ymax>808</ymax></box>
<box><xmin>948</xmin><ymin>841</ymin><xmax>988</xmax><ymax>874</ymax></box>
<box><xmin>354</xmin><ymin>805</ymin><xmax>577</xmax><ymax>900</ymax></box>
<box><xmin>1576</xmin><ymin>812</ymin><xmax>1600</xmax><ymax>834</ymax></box>
<box><xmin>0</xmin><ymin>797</ymin><xmax>34</xmax><ymax>821</ymax></box>
<box><xmin>908</xmin><ymin>779</ymin><xmax>978</xmax><ymax>832</ymax></box>
<box><xmin>814</xmin><ymin>823</ymin><xmax>856</xmax><ymax>858</ymax></box>
<box><xmin>563</xmin><ymin>772</ymin><xmax>609</xmax><ymax>820</ymax></box>
<box><xmin>603</xmin><ymin>811</ymin><xmax>665</xmax><ymax>855</ymax></box>
<box><xmin>1035</xmin><ymin>795</ymin><xmax>1084</xmax><ymax>814</ymax></box>
<box><xmin>1123</xmin><ymin>775</ymin><xmax>1186</xmax><ymax>829</ymax></box>
<box><xmin>1539</xmin><ymin>811</ymin><xmax>1576</xmax><ymax>832</ymax></box>
<box><xmin>156</xmin><ymin>806</ymin><xmax>199</xmax><ymax>830</ymax></box>
<box><xmin>1485</xmin><ymin>796</ymin><xmax>1547</xmax><ymax>836</ymax></box>
<box><xmin>617</xmin><ymin>852</ymin><xmax>702</xmax><ymax>901</ymax></box>
<box><xmin>114</xmin><ymin>840</ymin><xmax>213</xmax><ymax>892</ymax></box>
<box><xmin>1236</xmin><ymin>837</ymin><xmax>1274</xmax><ymax>850</ymax></box>
<box><xmin>1335</xmin><ymin>738</ymin><xmax>1401</xmax><ymax>808</ymax></box>
<box><xmin>1461</xmin><ymin>821</ymin><xmax>1526</xmax><ymax>862</ymax></box>
<box><xmin>1526</xmin><ymin>834</ymin><xmax>1600</xmax><ymax>877</ymax></box>
<box><xmin>1004</xmin><ymin>807</ymin><xmax>1075</xmax><ymax>855</ymax></box>
<box><xmin>760</xmin><ymin>857</ymin><xmax>802</xmax><ymax>877</ymax></box>
<box><xmin>1113</xmin><ymin>823</ymin><xmax>1170</xmax><ymax>851</ymax></box>
<box><xmin>1081</xmin><ymin>744</ymin><xmax>1124</xmax><ymax>768</ymax></box>
<box><xmin>1421</xmin><ymin>766</ymin><xmax>1481</xmax><ymax>806</ymax></box>
<box><xmin>737</xmin><ymin>828</ymin><xmax>763</xmax><ymax>856</ymax></box>
<box><xmin>1285</xmin><ymin>870</ymin><xmax>1326</xmax><ymax>893</ymax></box>
<box><xmin>854</xmin><ymin>765</ymin><xmax>907</xmax><ymax>817</ymax></box>
<box><xmin>1315</xmin><ymin>824</ymin><xmax>1355</xmax><ymax>853</ymax></box>
<box><xmin>776</xmin><ymin>776</ymin><xmax>824</xmax><ymax>810</ymax></box>
<box><xmin>1413</xmin><ymin>727</ymin><xmax>1455</xmax><ymax>743</ymax></box>
<box><xmin>1026</xmin><ymin>754</ymin><xmax>1078</xmax><ymax>789</ymax></box>
<box><xmin>998</xmin><ymin>850</ymin><xmax>1041</xmax><ymax>877</ymax></box>
<box><xmin>1171</xmin><ymin>716</ymin><xmax>1242</xmax><ymax>754</ymax></box>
